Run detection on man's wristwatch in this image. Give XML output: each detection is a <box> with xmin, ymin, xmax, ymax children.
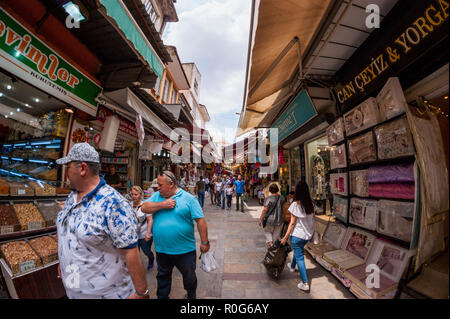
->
<box><xmin>201</xmin><ymin>240</ymin><xmax>210</xmax><ymax>245</ymax></box>
<box><xmin>135</xmin><ymin>288</ymin><xmax>149</xmax><ymax>297</ymax></box>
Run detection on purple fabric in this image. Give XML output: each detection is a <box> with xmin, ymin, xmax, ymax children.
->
<box><xmin>369</xmin><ymin>183</ymin><xmax>415</xmax><ymax>200</ymax></box>
<box><xmin>367</xmin><ymin>163</ymin><xmax>414</xmax><ymax>183</ymax></box>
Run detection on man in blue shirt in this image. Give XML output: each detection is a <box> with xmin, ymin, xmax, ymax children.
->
<box><xmin>141</xmin><ymin>170</ymin><xmax>210</xmax><ymax>299</ymax></box>
<box><xmin>233</xmin><ymin>175</ymin><xmax>246</xmax><ymax>213</ymax></box>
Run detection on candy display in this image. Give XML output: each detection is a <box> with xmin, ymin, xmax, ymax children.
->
<box><xmin>36</xmin><ymin>201</ymin><xmax>61</xmax><ymax>227</ymax></box>
<box><xmin>347</xmin><ymin>131</ymin><xmax>377</xmax><ymax>165</ymax></box>
<box><xmin>367</xmin><ymin>162</ymin><xmax>414</xmax><ymax>183</ymax></box>
<box><xmin>377</xmin><ymin>200</ymin><xmax>414</xmax><ymax>242</ymax></box>
<box><xmin>28</xmin><ymin>236</ymin><xmax>58</xmax><ymax>264</ymax></box>
<box><xmin>332</xmin><ymin>195</ymin><xmax>348</xmax><ymax>222</ymax></box>
<box><xmin>330</xmin><ymin>173</ymin><xmax>348</xmax><ymax>196</ymax></box>
<box><xmin>374</xmin><ymin>117</ymin><xmax>415</xmax><ymax>160</ymax></box>
<box><xmin>376</xmin><ymin>77</ymin><xmax>407</xmax><ymax>121</ymax></box>
<box><xmin>13</xmin><ymin>203</ymin><xmax>46</xmax><ymax>231</ymax></box>
<box><xmin>344</xmin><ymin>97</ymin><xmax>381</xmax><ymax>136</ymax></box>
<box><xmin>369</xmin><ymin>183</ymin><xmax>414</xmax><ymax>200</ymax></box>
<box><xmin>349</xmin><ymin>170</ymin><xmax>369</xmax><ymax>197</ymax></box>
<box><xmin>0</xmin><ymin>204</ymin><xmax>21</xmax><ymax>234</ymax></box>
<box><xmin>327</xmin><ymin>118</ymin><xmax>345</xmax><ymax>145</ymax></box>
<box><xmin>330</xmin><ymin>144</ymin><xmax>347</xmax><ymax>169</ymax></box>
<box><xmin>0</xmin><ymin>240</ymin><xmax>42</xmax><ymax>275</ymax></box>
<box><xmin>349</xmin><ymin>198</ymin><xmax>378</xmax><ymax>231</ymax></box>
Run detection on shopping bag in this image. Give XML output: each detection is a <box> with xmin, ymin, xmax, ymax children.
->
<box><xmin>199</xmin><ymin>251</ymin><xmax>219</xmax><ymax>272</ymax></box>
<box><xmin>262</xmin><ymin>240</ymin><xmax>291</xmax><ymax>279</ymax></box>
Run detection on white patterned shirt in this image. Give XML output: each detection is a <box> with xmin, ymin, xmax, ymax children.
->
<box><xmin>57</xmin><ymin>177</ymin><xmax>138</xmax><ymax>299</ymax></box>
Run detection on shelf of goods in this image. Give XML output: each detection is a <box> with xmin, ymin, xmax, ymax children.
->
<box><xmin>318</xmin><ymin>78</ymin><xmax>420</xmax><ymax>299</ymax></box>
<box><xmin>0</xmin><ymin>138</ymin><xmax>69</xmax><ymax>298</ymax></box>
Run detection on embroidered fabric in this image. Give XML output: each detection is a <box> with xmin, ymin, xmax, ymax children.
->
<box><xmin>327</xmin><ymin>118</ymin><xmax>345</xmax><ymax>145</ymax></box>
<box><xmin>349</xmin><ymin>198</ymin><xmax>378</xmax><ymax>231</ymax></box>
<box><xmin>344</xmin><ymin>97</ymin><xmax>381</xmax><ymax>136</ymax></box>
<box><xmin>330</xmin><ymin>144</ymin><xmax>347</xmax><ymax>169</ymax></box>
<box><xmin>330</xmin><ymin>173</ymin><xmax>348</xmax><ymax>196</ymax></box>
<box><xmin>350</xmin><ymin>170</ymin><xmax>369</xmax><ymax>197</ymax></box>
<box><xmin>377</xmin><ymin>200</ymin><xmax>414</xmax><ymax>242</ymax></box>
<box><xmin>348</xmin><ymin>131</ymin><xmax>377</xmax><ymax>164</ymax></box>
<box><xmin>374</xmin><ymin>117</ymin><xmax>415</xmax><ymax>160</ymax></box>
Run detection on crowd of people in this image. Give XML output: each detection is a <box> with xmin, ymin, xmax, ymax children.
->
<box><xmin>54</xmin><ymin>142</ymin><xmax>315</xmax><ymax>298</ymax></box>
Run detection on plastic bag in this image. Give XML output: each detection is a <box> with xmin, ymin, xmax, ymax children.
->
<box><xmin>200</xmin><ymin>251</ymin><xmax>218</xmax><ymax>272</ymax></box>
<box><xmin>262</xmin><ymin>240</ymin><xmax>291</xmax><ymax>279</ymax></box>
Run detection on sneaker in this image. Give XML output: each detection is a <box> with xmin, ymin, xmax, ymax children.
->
<box><xmin>297</xmin><ymin>282</ymin><xmax>310</xmax><ymax>291</ymax></box>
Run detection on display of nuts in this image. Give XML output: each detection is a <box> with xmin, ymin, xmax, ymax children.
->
<box><xmin>28</xmin><ymin>181</ymin><xmax>56</xmax><ymax>196</ymax></box>
<box><xmin>0</xmin><ymin>240</ymin><xmax>42</xmax><ymax>274</ymax></box>
<box><xmin>28</xmin><ymin>236</ymin><xmax>58</xmax><ymax>264</ymax></box>
<box><xmin>13</xmin><ymin>203</ymin><xmax>45</xmax><ymax>230</ymax></box>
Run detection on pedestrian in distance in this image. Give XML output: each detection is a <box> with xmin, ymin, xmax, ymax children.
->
<box><xmin>131</xmin><ymin>186</ymin><xmax>154</xmax><ymax>271</ymax></box>
<box><xmin>140</xmin><ymin>170</ymin><xmax>210</xmax><ymax>299</ymax></box>
<box><xmin>210</xmin><ymin>176</ymin><xmax>216</xmax><ymax>206</ymax></box>
<box><xmin>196</xmin><ymin>176</ymin><xmax>206</xmax><ymax>208</ymax></box>
<box><xmin>258</xmin><ymin>183</ymin><xmax>285</xmax><ymax>248</ymax></box>
<box><xmin>280</xmin><ymin>181</ymin><xmax>315</xmax><ymax>292</ymax></box>
<box><xmin>56</xmin><ymin>143</ymin><xmax>149</xmax><ymax>299</ymax></box>
<box><xmin>233</xmin><ymin>175</ymin><xmax>246</xmax><ymax>213</ymax></box>
<box><xmin>215</xmin><ymin>176</ymin><xmax>223</xmax><ymax>208</ymax></box>
<box><xmin>225</xmin><ymin>183</ymin><xmax>233</xmax><ymax>210</ymax></box>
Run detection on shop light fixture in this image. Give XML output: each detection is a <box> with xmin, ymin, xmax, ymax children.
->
<box><xmin>16</xmin><ymin>108</ymin><xmax>21</xmax><ymax>112</ymax></box>
<box><xmin>63</xmin><ymin>1</ymin><xmax>86</xmax><ymax>22</ymax></box>
<box><xmin>445</xmin><ymin>96</ymin><xmax>448</xmax><ymax>100</ymax></box>
<box><xmin>45</xmin><ymin>145</ymin><xmax>61</xmax><ymax>149</ymax></box>
<box><xmin>0</xmin><ymin>93</ymin><xmax>3</xmax><ymax>97</ymax></box>
<box><xmin>34</xmin><ymin>98</ymin><xmax>40</xmax><ymax>102</ymax></box>
<box><xmin>65</xmin><ymin>108</ymin><xmax>74</xmax><ymax>113</ymax></box>
<box><xmin>4</xmin><ymin>115</ymin><xmax>7</xmax><ymax>118</ymax></box>
<box><xmin>6</xmin><ymin>85</ymin><xmax>12</xmax><ymax>90</ymax></box>
<box><xmin>9</xmin><ymin>112</ymin><xmax>13</xmax><ymax>115</ymax></box>
<box><xmin>11</xmin><ymin>157</ymin><xmax>24</xmax><ymax>161</ymax></box>
<box><xmin>25</xmin><ymin>103</ymin><xmax>31</xmax><ymax>108</ymax></box>
<box><xmin>31</xmin><ymin>140</ymin><xmax>52</xmax><ymax>146</ymax></box>
<box><xmin>29</xmin><ymin>159</ymin><xmax>49</xmax><ymax>164</ymax></box>
<box><xmin>1</xmin><ymin>156</ymin><xmax>8</xmax><ymax>160</ymax></box>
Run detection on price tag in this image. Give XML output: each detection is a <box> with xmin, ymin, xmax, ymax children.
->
<box><xmin>18</xmin><ymin>189</ymin><xmax>26</xmax><ymax>195</ymax></box>
<box><xmin>19</xmin><ymin>260</ymin><xmax>35</xmax><ymax>273</ymax></box>
<box><xmin>28</xmin><ymin>221</ymin><xmax>43</xmax><ymax>230</ymax></box>
<box><xmin>0</xmin><ymin>226</ymin><xmax>14</xmax><ymax>234</ymax></box>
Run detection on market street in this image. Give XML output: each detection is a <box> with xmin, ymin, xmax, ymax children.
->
<box><xmin>141</xmin><ymin>197</ymin><xmax>354</xmax><ymax>299</ymax></box>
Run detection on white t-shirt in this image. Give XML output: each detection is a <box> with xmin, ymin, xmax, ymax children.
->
<box><xmin>288</xmin><ymin>201</ymin><xmax>315</xmax><ymax>240</ymax></box>
<box><xmin>215</xmin><ymin>182</ymin><xmax>223</xmax><ymax>192</ymax></box>
<box><xmin>134</xmin><ymin>206</ymin><xmax>150</xmax><ymax>239</ymax></box>
<box><xmin>226</xmin><ymin>187</ymin><xmax>233</xmax><ymax>195</ymax></box>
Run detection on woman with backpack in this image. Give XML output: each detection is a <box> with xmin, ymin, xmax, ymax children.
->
<box><xmin>280</xmin><ymin>181</ymin><xmax>315</xmax><ymax>292</ymax></box>
<box><xmin>258</xmin><ymin>183</ymin><xmax>285</xmax><ymax>248</ymax></box>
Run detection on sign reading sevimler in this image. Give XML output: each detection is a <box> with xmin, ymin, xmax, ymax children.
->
<box><xmin>0</xmin><ymin>8</ymin><xmax>101</xmax><ymax>116</ymax></box>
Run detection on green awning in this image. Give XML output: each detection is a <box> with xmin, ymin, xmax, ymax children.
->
<box><xmin>100</xmin><ymin>0</ymin><xmax>164</xmax><ymax>79</ymax></box>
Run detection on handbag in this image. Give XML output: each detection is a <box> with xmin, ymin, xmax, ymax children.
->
<box><xmin>262</xmin><ymin>196</ymin><xmax>280</xmax><ymax>228</ymax></box>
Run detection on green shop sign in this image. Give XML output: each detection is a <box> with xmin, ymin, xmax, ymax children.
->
<box><xmin>0</xmin><ymin>8</ymin><xmax>101</xmax><ymax>116</ymax></box>
<box><xmin>272</xmin><ymin>89</ymin><xmax>318</xmax><ymax>142</ymax></box>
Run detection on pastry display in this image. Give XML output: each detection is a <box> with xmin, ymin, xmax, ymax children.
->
<box><xmin>36</xmin><ymin>201</ymin><xmax>60</xmax><ymax>227</ymax></box>
<box><xmin>350</xmin><ymin>170</ymin><xmax>369</xmax><ymax>197</ymax></box>
<box><xmin>344</xmin><ymin>97</ymin><xmax>380</xmax><ymax>136</ymax></box>
<box><xmin>9</xmin><ymin>182</ymin><xmax>34</xmax><ymax>196</ymax></box>
<box><xmin>13</xmin><ymin>203</ymin><xmax>46</xmax><ymax>231</ymax></box>
<box><xmin>330</xmin><ymin>173</ymin><xmax>348</xmax><ymax>196</ymax></box>
<box><xmin>349</xmin><ymin>198</ymin><xmax>378</xmax><ymax>231</ymax></box>
<box><xmin>28</xmin><ymin>236</ymin><xmax>58</xmax><ymax>264</ymax></box>
<box><xmin>374</xmin><ymin>117</ymin><xmax>415</xmax><ymax>160</ymax></box>
<box><xmin>0</xmin><ymin>240</ymin><xmax>42</xmax><ymax>275</ymax></box>
<box><xmin>377</xmin><ymin>200</ymin><xmax>414</xmax><ymax>242</ymax></box>
<box><xmin>28</xmin><ymin>181</ymin><xmax>56</xmax><ymax>196</ymax></box>
<box><xmin>327</xmin><ymin>118</ymin><xmax>345</xmax><ymax>145</ymax></box>
<box><xmin>0</xmin><ymin>204</ymin><xmax>21</xmax><ymax>234</ymax></box>
<box><xmin>347</xmin><ymin>131</ymin><xmax>377</xmax><ymax>164</ymax></box>
<box><xmin>330</xmin><ymin>144</ymin><xmax>347</xmax><ymax>169</ymax></box>
<box><xmin>376</xmin><ymin>77</ymin><xmax>407</xmax><ymax>121</ymax></box>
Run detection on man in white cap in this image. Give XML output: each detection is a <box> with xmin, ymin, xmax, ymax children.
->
<box><xmin>55</xmin><ymin>142</ymin><xmax>173</xmax><ymax>299</ymax></box>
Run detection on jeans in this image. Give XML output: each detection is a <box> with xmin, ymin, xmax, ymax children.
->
<box><xmin>215</xmin><ymin>191</ymin><xmax>221</xmax><ymax>206</ymax></box>
<box><xmin>290</xmin><ymin>236</ymin><xmax>309</xmax><ymax>283</ymax></box>
<box><xmin>221</xmin><ymin>190</ymin><xmax>226</xmax><ymax>209</ymax></box>
<box><xmin>210</xmin><ymin>189</ymin><xmax>215</xmax><ymax>205</ymax></box>
<box><xmin>236</xmin><ymin>193</ymin><xmax>244</xmax><ymax>212</ymax></box>
<box><xmin>197</xmin><ymin>191</ymin><xmax>205</xmax><ymax>208</ymax></box>
<box><xmin>226</xmin><ymin>195</ymin><xmax>232</xmax><ymax>208</ymax></box>
<box><xmin>156</xmin><ymin>250</ymin><xmax>197</xmax><ymax>299</ymax></box>
<box><xmin>138</xmin><ymin>238</ymin><xmax>154</xmax><ymax>266</ymax></box>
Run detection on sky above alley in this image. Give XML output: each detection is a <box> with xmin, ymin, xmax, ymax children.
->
<box><xmin>163</xmin><ymin>0</ymin><xmax>251</xmax><ymax>145</ymax></box>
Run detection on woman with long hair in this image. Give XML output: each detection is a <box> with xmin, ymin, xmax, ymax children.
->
<box><xmin>131</xmin><ymin>186</ymin><xmax>155</xmax><ymax>270</ymax></box>
<box><xmin>280</xmin><ymin>181</ymin><xmax>315</xmax><ymax>291</ymax></box>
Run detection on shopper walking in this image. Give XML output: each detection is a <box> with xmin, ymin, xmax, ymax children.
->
<box><xmin>141</xmin><ymin>171</ymin><xmax>210</xmax><ymax>299</ymax></box>
<box><xmin>280</xmin><ymin>181</ymin><xmax>315</xmax><ymax>292</ymax></box>
<box><xmin>210</xmin><ymin>176</ymin><xmax>216</xmax><ymax>205</ymax></box>
<box><xmin>258</xmin><ymin>183</ymin><xmax>285</xmax><ymax>248</ymax></box>
<box><xmin>225</xmin><ymin>183</ymin><xmax>233</xmax><ymax>210</ymax></box>
<box><xmin>131</xmin><ymin>186</ymin><xmax>154</xmax><ymax>271</ymax></box>
<box><xmin>233</xmin><ymin>175</ymin><xmax>246</xmax><ymax>212</ymax></box>
<box><xmin>215</xmin><ymin>176</ymin><xmax>223</xmax><ymax>208</ymax></box>
<box><xmin>196</xmin><ymin>176</ymin><xmax>206</xmax><ymax>208</ymax></box>
<box><xmin>56</xmin><ymin>143</ymin><xmax>149</xmax><ymax>299</ymax></box>
<box><xmin>204</xmin><ymin>176</ymin><xmax>210</xmax><ymax>194</ymax></box>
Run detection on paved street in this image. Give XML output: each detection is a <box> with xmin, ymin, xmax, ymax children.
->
<box><xmin>142</xmin><ymin>196</ymin><xmax>354</xmax><ymax>299</ymax></box>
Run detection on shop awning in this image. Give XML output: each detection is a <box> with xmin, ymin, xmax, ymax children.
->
<box><xmin>238</xmin><ymin>0</ymin><xmax>398</xmax><ymax>135</ymax></box>
<box><xmin>102</xmin><ymin>88</ymin><xmax>177</xmax><ymax>143</ymax></box>
<box><xmin>98</xmin><ymin>0</ymin><xmax>164</xmax><ymax>79</ymax></box>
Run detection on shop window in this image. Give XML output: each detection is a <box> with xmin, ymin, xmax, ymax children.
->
<box><xmin>305</xmin><ymin>135</ymin><xmax>331</xmax><ymax>213</ymax></box>
<box><xmin>154</xmin><ymin>76</ymin><xmax>161</xmax><ymax>96</ymax></box>
<box><xmin>141</xmin><ymin>0</ymin><xmax>161</xmax><ymax>27</ymax></box>
<box><xmin>290</xmin><ymin>146</ymin><xmax>301</xmax><ymax>188</ymax></box>
<box><xmin>162</xmin><ymin>78</ymin><xmax>170</xmax><ymax>103</ymax></box>
<box><xmin>171</xmin><ymin>88</ymin><xmax>177</xmax><ymax>104</ymax></box>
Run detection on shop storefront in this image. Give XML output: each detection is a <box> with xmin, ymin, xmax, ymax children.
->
<box><xmin>305</xmin><ymin>0</ymin><xmax>449</xmax><ymax>299</ymax></box>
<box><xmin>0</xmin><ymin>6</ymin><xmax>102</xmax><ymax>298</ymax></box>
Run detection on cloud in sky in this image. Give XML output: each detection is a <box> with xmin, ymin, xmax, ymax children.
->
<box><xmin>163</xmin><ymin>0</ymin><xmax>251</xmax><ymax>143</ymax></box>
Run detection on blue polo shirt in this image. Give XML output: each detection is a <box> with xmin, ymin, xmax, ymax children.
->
<box><xmin>234</xmin><ymin>180</ymin><xmax>245</xmax><ymax>194</ymax></box>
<box><xmin>147</xmin><ymin>189</ymin><xmax>204</xmax><ymax>254</ymax></box>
